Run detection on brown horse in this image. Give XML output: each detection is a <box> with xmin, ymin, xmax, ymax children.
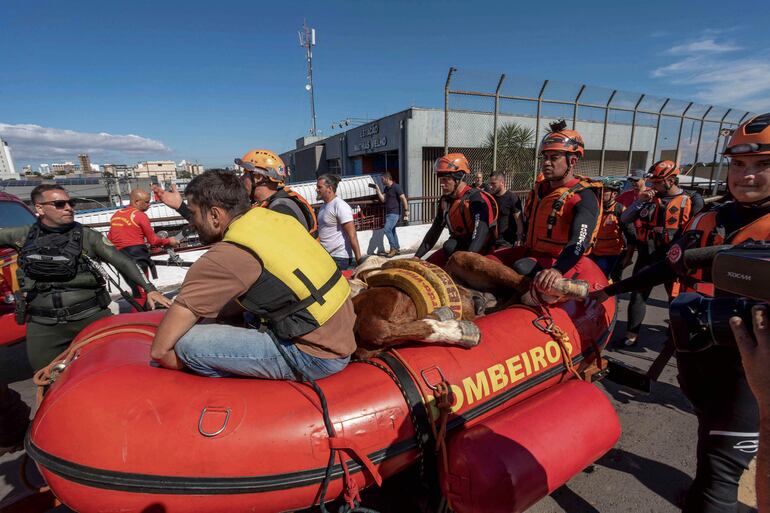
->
<box><xmin>351</xmin><ymin>251</ymin><xmax>531</xmax><ymax>359</ymax></box>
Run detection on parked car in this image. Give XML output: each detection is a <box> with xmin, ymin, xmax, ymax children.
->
<box><xmin>0</xmin><ymin>192</ymin><xmax>35</xmax><ymax>346</ymax></box>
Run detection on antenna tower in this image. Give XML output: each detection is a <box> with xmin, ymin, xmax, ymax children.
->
<box><xmin>298</xmin><ymin>21</ymin><xmax>317</xmax><ymax>136</ymax></box>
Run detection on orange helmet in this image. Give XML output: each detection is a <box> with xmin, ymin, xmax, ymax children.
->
<box><xmin>724</xmin><ymin>113</ymin><xmax>770</xmax><ymax>156</ymax></box>
<box><xmin>646</xmin><ymin>160</ymin><xmax>680</xmax><ymax>180</ymax></box>
<box><xmin>235</xmin><ymin>149</ymin><xmax>288</xmax><ymax>184</ymax></box>
<box><xmin>539</xmin><ymin>120</ymin><xmax>585</xmax><ymax>158</ymax></box>
<box><xmin>434</xmin><ymin>153</ymin><xmax>471</xmax><ymax>179</ymax></box>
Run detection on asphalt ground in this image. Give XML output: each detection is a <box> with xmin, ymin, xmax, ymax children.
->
<box><xmin>0</xmin><ymin>269</ymin><xmax>759</xmax><ymax>512</ymax></box>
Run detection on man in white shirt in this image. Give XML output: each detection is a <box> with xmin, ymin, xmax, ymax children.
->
<box><xmin>316</xmin><ymin>174</ymin><xmax>362</xmax><ymax>270</ymax></box>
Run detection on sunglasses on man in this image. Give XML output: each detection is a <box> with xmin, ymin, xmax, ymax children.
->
<box><xmin>37</xmin><ymin>199</ymin><xmax>77</xmax><ymax>209</ymax></box>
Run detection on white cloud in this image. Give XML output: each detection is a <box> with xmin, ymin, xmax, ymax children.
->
<box><xmin>0</xmin><ymin>123</ymin><xmax>171</xmax><ymax>162</ymax></box>
<box><xmin>666</xmin><ymin>38</ymin><xmax>741</xmax><ymax>55</ymax></box>
<box><xmin>652</xmin><ymin>34</ymin><xmax>770</xmax><ymax>112</ymax></box>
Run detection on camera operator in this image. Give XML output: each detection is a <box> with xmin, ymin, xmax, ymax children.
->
<box><xmin>592</xmin><ymin>112</ymin><xmax>770</xmax><ymax>513</ymax></box>
<box><xmin>731</xmin><ymin>305</ymin><xmax>769</xmax><ymax>512</ymax></box>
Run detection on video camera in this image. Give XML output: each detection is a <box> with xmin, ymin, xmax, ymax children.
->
<box><xmin>670</xmin><ymin>240</ymin><xmax>770</xmax><ymax>352</ymax></box>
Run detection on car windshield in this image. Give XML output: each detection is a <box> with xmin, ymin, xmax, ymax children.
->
<box><xmin>0</xmin><ymin>201</ymin><xmax>36</xmax><ymax>229</ymax></box>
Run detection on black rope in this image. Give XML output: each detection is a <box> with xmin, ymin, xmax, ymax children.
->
<box><xmin>267</xmin><ymin>337</ymin><xmax>381</xmax><ymax>513</ymax></box>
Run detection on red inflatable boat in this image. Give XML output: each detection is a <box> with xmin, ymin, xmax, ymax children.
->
<box><xmin>27</xmin><ymin>257</ymin><xmax>620</xmax><ymax>513</ymax></box>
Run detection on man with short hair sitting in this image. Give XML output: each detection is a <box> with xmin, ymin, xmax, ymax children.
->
<box><xmin>150</xmin><ymin>170</ymin><xmax>356</xmax><ymax>380</ymax></box>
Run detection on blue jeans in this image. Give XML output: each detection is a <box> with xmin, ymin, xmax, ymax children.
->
<box><xmin>175</xmin><ymin>324</ymin><xmax>350</xmax><ymax>380</ymax></box>
<box><xmin>332</xmin><ymin>256</ymin><xmax>356</xmax><ymax>271</ymax></box>
<box><xmin>590</xmin><ymin>255</ymin><xmax>620</xmax><ymax>278</ymax></box>
<box><xmin>383</xmin><ymin>213</ymin><xmax>400</xmax><ymax>251</ymax></box>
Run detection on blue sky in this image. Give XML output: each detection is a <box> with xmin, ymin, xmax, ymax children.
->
<box><xmin>2</xmin><ymin>0</ymin><xmax>769</xmax><ymax>170</ymax></box>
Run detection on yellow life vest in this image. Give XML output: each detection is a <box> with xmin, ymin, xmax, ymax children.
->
<box><xmin>223</xmin><ymin>207</ymin><xmax>350</xmax><ymax>339</ymax></box>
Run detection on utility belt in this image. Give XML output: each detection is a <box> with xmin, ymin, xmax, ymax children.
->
<box><xmin>20</xmin><ymin>289</ymin><xmax>111</xmax><ymax>323</ymax></box>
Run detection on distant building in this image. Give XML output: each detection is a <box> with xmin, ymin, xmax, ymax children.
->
<box><xmin>51</xmin><ymin>162</ymin><xmax>78</xmax><ymax>175</ymax></box>
<box><xmin>78</xmin><ymin>154</ymin><xmax>94</xmax><ymax>174</ymax></box>
<box><xmin>0</xmin><ymin>139</ymin><xmax>20</xmax><ymax>180</ymax></box>
<box><xmin>135</xmin><ymin>160</ymin><xmax>176</xmax><ymax>181</ymax></box>
<box><xmin>102</xmin><ymin>163</ymin><xmax>135</xmax><ymax>178</ymax></box>
<box><xmin>178</xmin><ymin>160</ymin><xmax>205</xmax><ymax>176</ymax></box>
<box><xmin>39</xmin><ymin>163</ymin><xmax>50</xmax><ymax>175</ymax></box>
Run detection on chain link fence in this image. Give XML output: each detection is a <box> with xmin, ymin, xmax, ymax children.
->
<box><xmin>445</xmin><ymin>68</ymin><xmax>754</xmax><ymax>194</ymax></box>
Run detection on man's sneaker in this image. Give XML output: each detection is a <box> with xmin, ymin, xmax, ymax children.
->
<box><xmin>386</xmin><ymin>249</ymin><xmax>400</xmax><ymax>258</ymax></box>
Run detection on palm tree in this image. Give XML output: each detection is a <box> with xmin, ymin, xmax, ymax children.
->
<box><xmin>484</xmin><ymin>122</ymin><xmax>536</xmax><ymax>190</ymax></box>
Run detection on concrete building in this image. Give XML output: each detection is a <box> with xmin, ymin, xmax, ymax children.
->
<box><xmin>78</xmin><ymin>154</ymin><xmax>93</xmax><ymax>175</ymax></box>
<box><xmin>51</xmin><ymin>162</ymin><xmax>78</xmax><ymax>176</ymax></box>
<box><xmin>0</xmin><ymin>139</ymin><xmax>20</xmax><ymax>180</ymax></box>
<box><xmin>280</xmin><ymin>107</ymin><xmax>658</xmax><ymax>197</ymax></box>
<box><xmin>38</xmin><ymin>164</ymin><xmax>50</xmax><ymax>175</ymax></box>
<box><xmin>102</xmin><ymin>163</ymin><xmax>135</xmax><ymax>178</ymax></box>
<box><xmin>135</xmin><ymin>160</ymin><xmax>176</xmax><ymax>182</ymax></box>
<box><xmin>178</xmin><ymin>160</ymin><xmax>205</xmax><ymax>176</ymax></box>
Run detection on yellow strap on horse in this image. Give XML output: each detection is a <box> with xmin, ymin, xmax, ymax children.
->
<box><xmin>383</xmin><ymin>258</ymin><xmax>464</xmax><ymax>320</ymax></box>
<box><xmin>366</xmin><ymin>268</ymin><xmax>442</xmax><ymax>319</ymax></box>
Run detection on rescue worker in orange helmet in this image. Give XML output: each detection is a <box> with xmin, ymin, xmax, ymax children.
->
<box><xmin>616</xmin><ymin>159</ymin><xmax>704</xmax><ymax>347</ymax></box>
<box><xmin>589</xmin><ymin>180</ymin><xmax>633</xmax><ymax>278</ymax></box>
<box><xmin>519</xmin><ymin>120</ymin><xmax>602</xmax><ymax>293</ymax></box>
<box><xmin>414</xmin><ymin>153</ymin><xmax>499</xmax><ymax>267</ymax></box>
<box><xmin>152</xmin><ymin>149</ymin><xmax>318</xmax><ymax>239</ymax></box>
<box><xmin>594</xmin><ymin>112</ymin><xmax>770</xmax><ymax>513</ymax></box>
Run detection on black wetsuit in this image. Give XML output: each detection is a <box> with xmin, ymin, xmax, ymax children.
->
<box><xmin>415</xmin><ymin>188</ymin><xmax>492</xmax><ymax>259</ymax></box>
<box><xmin>606</xmin><ymin>200</ymin><xmax>768</xmax><ymax>513</ymax></box>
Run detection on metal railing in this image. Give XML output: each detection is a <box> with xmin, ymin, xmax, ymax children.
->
<box><xmin>444</xmin><ymin>67</ymin><xmax>753</xmax><ymax>190</ymax></box>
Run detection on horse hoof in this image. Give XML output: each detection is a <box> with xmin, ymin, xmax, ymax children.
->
<box><xmin>458</xmin><ymin>321</ymin><xmax>481</xmax><ymax>348</ymax></box>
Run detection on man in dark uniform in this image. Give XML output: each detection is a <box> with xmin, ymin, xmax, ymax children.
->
<box><xmin>487</xmin><ymin>171</ymin><xmax>523</xmax><ymax>248</ymax></box>
<box><xmin>0</xmin><ymin>184</ymin><xmax>170</xmax><ymax>370</ymax></box>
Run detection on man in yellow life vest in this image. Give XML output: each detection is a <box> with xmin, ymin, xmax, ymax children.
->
<box><xmin>616</xmin><ymin>159</ymin><xmax>704</xmax><ymax>347</ymax></box>
<box><xmin>594</xmin><ymin>113</ymin><xmax>770</xmax><ymax>513</ymax></box>
<box><xmin>150</xmin><ymin>170</ymin><xmax>356</xmax><ymax>380</ymax></box>
<box><xmin>517</xmin><ymin>120</ymin><xmax>602</xmax><ymax>293</ymax></box>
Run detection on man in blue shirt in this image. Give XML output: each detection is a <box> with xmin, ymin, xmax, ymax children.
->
<box><xmin>374</xmin><ymin>172</ymin><xmax>409</xmax><ymax>257</ymax></box>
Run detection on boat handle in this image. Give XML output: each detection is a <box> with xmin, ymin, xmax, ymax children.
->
<box><xmin>198</xmin><ymin>407</ymin><xmax>231</xmax><ymax>437</ymax></box>
<box><xmin>420</xmin><ymin>366</ymin><xmax>448</xmax><ymax>391</ymax></box>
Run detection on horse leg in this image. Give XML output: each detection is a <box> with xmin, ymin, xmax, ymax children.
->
<box><xmin>356</xmin><ymin>316</ymin><xmax>481</xmax><ymax>357</ymax></box>
<box><xmin>446</xmin><ymin>251</ymin><xmax>530</xmax><ymax>294</ymax></box>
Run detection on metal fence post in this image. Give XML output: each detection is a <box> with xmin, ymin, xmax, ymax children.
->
<box><xmin>674</xmin><ymin>102</ymin><xmax>693</xmax><ymax>165</ymax></box>
<box><xmin>626</xmin><ymin>94</ymin><xmax>645</xmax><ymax>175</ymax></box>
<box><xmin>533</xmin><ymin>80</ymin><xmax>549</xmax><ymax>183</ymax></box>
<box><xmin>444</xmin><ymin>67</ymin><xmax>456</xmax><ymax>155</ymax></box>
<box><xmin>710</xmin><ymin>109</ymin><xmax>731</xmax><ymax>187</ymax></box>
<box><xmin>492</xmin><ymin>73</ymin><xmax>506</xmax><ymax>172</ymax></box>
<box><xmin>572</xmin><ymin>85</ymin><xmax>586</xmax><ymax>129</ymax></box>
<box><xmin>651</xmin><ymin>98</ymin><xmax>670</xmax><ymax>164</ymax></box>
<box><xmin>599</xmin><ymin>90</ymin><xmax>617</xmax><ymax>176</ymax></box>
<box><xmin>690</xmin><ymin>106</ymin><xmax>712</xmax><ymax>187</ymax></box>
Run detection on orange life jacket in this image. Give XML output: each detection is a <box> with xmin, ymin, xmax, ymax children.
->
<box><xmin>593</xmin><ymin>202</ymin><xmax>625</xmax><ymax>257</ymax></box>
<box><xmin>260</xmin><ymin>187</ymin><xmax>319</xmax><ymax>240</ymax></box>
<box><xmin>440</xmin><ymin>186</ymin><xmax>499</xmax><ymax>241</ymax></box>
<box><xmin>674</xmin><ymin>208</ymin><xmax>770</xmax><ymax>297</ymax></box>
<box><xmin>636</xmin><ymin>192</ymin><xmax>693</xmax><ymax>247</ymax></box>
<box><xmin>524</xmin><ymin>176</ymin><xmax>603</xmax><ymax>257</ymax></box>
